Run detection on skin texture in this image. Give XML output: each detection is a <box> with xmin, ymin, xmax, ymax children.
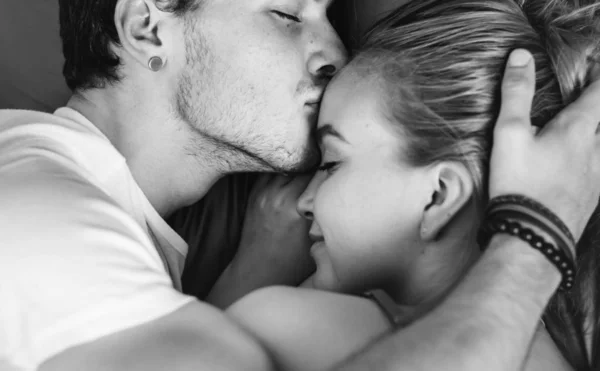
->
<box><xmin>298</xmin><ymin>72</ymin><xmax>429</xmax><ymax>295</ymax></box>
<box><xmin>173</xmin><ymin>0</ymin><xmax>346</xmax><ymax>174</ymax></box>
<box><xmin>67</xmin><ymin>0</ymin><xmax>346</xmax><ymax>218</ymax></box>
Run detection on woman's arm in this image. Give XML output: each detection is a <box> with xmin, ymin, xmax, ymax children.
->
<box><xmin>228</xmin><ymin>284</ymin><xmax>572</xmax><ymax>371</ymax></box>
<box><xmin>526</xmin><ymin>326</ymin><xmax>573</xmax><ymax>371</ymax></box>
<box><xmin>334</xmin><ymin>236</ymin><xmax>562</xmax><ymax>371</ymax></box>
<box><xmin>227</xmin><ymin>287</ymin><xmax>391</xmax><ymax>371</ymax></box>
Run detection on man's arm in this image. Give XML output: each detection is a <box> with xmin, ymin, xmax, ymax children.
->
<box><xmin>336</xmin><ymin>50</ymin><xmax>600</xmax><ymax>371</ymax></box>
<box><xmin>336</xmin><ymin>236</ymin><xmax>559</xmax><ymax>371</ymax></box>
<box><xmin>227</xmin><ymin>282</ymin><xmax>570</xmax><ymax>371</ymax></box>
<box><xmin>0</xmin><ymin>156</ymin><xmax>272</xmax><ymax>371</ymax></box>
<box><xmin>40</xmin><ymin>301</ymin><xmax>273</xmax><ymax>371</ymax></box>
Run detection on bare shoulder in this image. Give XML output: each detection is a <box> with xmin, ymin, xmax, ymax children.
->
<box><xmin>40</xmin><ymin>301</ymin><xmax>273</xmax><ymax>371</ymax></box>
<box><xmin>523</xmin><ymin>326</ymin><xmax>574</xmax><ymax>371</ymax></box>
<box><xmin>227</xmin><ymin>286</ymin><xmax>391</xmax><ymax>371</ymax></box>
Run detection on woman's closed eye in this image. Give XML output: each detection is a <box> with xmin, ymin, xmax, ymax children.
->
<box><xmin>271</xmin><ymin>10</ymin><xmax>302</xmax><ymax>23</ymax></box>
<box><xmin>317</xmin><ymin>161</ymin><xmax>340</xmax><ymax>175</ymax></box>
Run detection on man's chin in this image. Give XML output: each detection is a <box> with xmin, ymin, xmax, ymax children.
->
<box><xmin>269</xmin><ymin>146</ymin><xmax>321</xmax><ymax>174</ymax></box>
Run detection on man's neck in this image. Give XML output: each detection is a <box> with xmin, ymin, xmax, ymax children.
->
<box><xmin>66</xmin><ymin>88</ymin><xmax>225</xmax><ymax>217</ymax></box>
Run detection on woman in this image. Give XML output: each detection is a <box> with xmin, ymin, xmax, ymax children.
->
<box><xmin>227</xmin><ymin>1</ymin><xmax>600</xmax><ymax>370</ymax></box>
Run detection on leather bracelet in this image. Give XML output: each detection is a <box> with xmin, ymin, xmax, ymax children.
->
<box><xmin>479</xmin><ymin>195</ymin><xmax>578</xmax><ymax>291</ymax></box>
<box><xmin>478</xmin><ymin>216</ymin><xmax>576</xmax><ymax>290</ymax></box>
<box><xmin>478</xmin><ymin>215</ymin><xmax>576</xmax><ymax>291</ymax></box>
<box><xmin>486</xmin><ymin>206</ymin><xmax>576</xmax><ymax>263</ymax></box>
<box><xmin>483</xmin><ymin>195</ymin><xmax>577</xmax><ymax>264</ymax></box>
<box><xmin>486</xmin><ymin>195</ymin><xmax>576</xmax><ymax>246</ymax></box>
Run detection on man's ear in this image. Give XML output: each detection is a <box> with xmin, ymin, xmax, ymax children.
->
<box><xmin>419</xmin><ymin>162</ymin><xmax>474</xmax><ymax>241</ymax></box>
<box><xmin>114</xmin><ymin>0</ymin><xmax>167</xmax><ymax>70</ymax></box>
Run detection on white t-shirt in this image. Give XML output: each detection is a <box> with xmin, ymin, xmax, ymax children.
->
<box><xmin>0</xmin><ymin>108</ymin><xmax>196</xmax><ymax>371</ymax></box>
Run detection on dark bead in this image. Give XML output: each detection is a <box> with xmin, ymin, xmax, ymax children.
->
<box><xmin>519</xmin><ymin>227</ymin><xmax>533</xmax><ymax>241</ymax></box>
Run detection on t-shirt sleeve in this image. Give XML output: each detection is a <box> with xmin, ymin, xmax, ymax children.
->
<box><xmin>0</xmin><ymin>154</ymin><xmax>195</xmax><ymax>370</ymax></box>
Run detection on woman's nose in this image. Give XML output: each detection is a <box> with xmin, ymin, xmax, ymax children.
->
<box><xmin>297</xmin><ymin>177</ymin><xmax>318</xmax><ymax>220</ymax></box>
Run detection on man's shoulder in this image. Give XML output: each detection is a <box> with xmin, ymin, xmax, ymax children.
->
<box><xmin>0</xmin><ymin>150</ymin><xmax>149</xmax><ymax>248</ymax></box>
<box><xmin>0</xmin><ymin>107</ymin><xmax>119</xmax><ymax>165</ymax></box>
<box><xmin>0</xmin><ymin>146</ymin><xmax>187</xmax><ymax>371</ymax></box>
<box><xmin>0</xmin><ymin>108</ymin><xmax>57</xmax><ymax>123</ymax></box>
<box><xmin>0</xmin><ymin>108</ymin><xmax>127</xmax><ymax>209</ymax></box>
<box><xmin>0</xmin><ymin>108</ymin><xmax>83</xmax><ymax>128</ymax></box>
<box><xmin>0</xmin><ymin>108</ymin><xmax>73</xmax><ymax>139</ymax></box>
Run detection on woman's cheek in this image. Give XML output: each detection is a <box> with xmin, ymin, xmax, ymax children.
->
<box><xmin>317</xmin><ymin>174</ymin><xmax>368</xmax><ymax>245</ymax></box>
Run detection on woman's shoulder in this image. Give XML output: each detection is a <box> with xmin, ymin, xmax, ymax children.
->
<box><xmin>226</xmin><ymin>286</ymin><xmax>391</xmax><ymax>371</ymax></box>
<box><xmin>227</xmin><ymin>286</ymin><xmax>392</xmax><ymax>337</ymax></box>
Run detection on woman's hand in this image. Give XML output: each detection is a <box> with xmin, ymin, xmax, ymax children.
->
<box><xmin>489</xmin><ymin>49</ymin><xmax>600</xmax><ymax>240</ymax></box>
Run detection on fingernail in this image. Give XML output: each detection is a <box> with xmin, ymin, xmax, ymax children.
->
<box><xmin>508</xmin><ymin>49</ymin><xmax>531</xmax><ymax>67</ymax></box>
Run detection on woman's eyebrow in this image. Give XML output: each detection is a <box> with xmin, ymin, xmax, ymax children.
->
<box><xmin>316</xmin><ymin>123</ymin><xmax>349</xmax><ymax>145</ymax></box>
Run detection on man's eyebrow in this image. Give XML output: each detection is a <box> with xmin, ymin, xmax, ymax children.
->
<box><xmin>316</xmin><ymin>124</ymin><xmax>349</xmax><ymax>144</ymax></box>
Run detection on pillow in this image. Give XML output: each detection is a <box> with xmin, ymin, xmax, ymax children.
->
<box><xmin>0</xmin><ymin>0</ymin><xmax>70</xmax><ymax>111</ymax></box>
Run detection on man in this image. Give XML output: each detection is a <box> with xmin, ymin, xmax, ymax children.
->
<box><xmin>0</xmin><ymin>1</ymin><xmax>599</xmax><ymax>371</ymax></box>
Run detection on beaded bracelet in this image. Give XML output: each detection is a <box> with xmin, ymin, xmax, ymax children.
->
<box><xmin>478</xmin><ymin>195</ymin><xmax>577</xmax><ymax>291</ymax></box>
<box><xmin>486</xmin><ymin>195</ymin><xmax>576</xmax><ymax>246</ymax></box>
<box><xmin>485</xmin><ymin>206</ymin><xmax>576</xmax><ymax>263</ymax></box>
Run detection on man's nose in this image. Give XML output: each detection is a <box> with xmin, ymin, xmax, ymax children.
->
<box><xmin>308</xmin><ymin>29</ymin><xmax>348</xmax><ymax>81</ymax></box>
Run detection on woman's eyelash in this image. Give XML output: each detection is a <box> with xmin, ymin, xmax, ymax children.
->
<box><xmin>317</xmin><ymin>162</ymin><xmax>339</xmax><ymax>173</ymax></box>
<box><xmin>272</xmin><ymin>10</ymin><xmax>301</xmax><ymax>23</ymax></box>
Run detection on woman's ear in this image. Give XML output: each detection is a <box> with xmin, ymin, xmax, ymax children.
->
<box><xmin>419</xmin><ymin>162</ymin><xmax>474</xmax><ymax>241</ymax></box>
<box><xmin>114</xmin><ymin>0</ymin><xmax>168</xmax><ymax>70</ymax></box>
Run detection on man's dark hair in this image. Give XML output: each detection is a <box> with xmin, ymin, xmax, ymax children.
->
<box><xmin>59</xmin><ymin>0</ymin><xmax>199</xmax><ymax>91</ymax></box>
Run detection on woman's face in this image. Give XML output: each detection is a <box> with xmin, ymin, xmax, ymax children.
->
<box><xmin>297</xmin><ymin>70</ymin><xmax>432</xmax><ymax>295</ymax></box>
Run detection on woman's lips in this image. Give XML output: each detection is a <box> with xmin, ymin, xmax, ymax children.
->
<box><xmin>310</xmin><ymin>240</ymin><xmax>326</xmax><ymax>257</ymax></box>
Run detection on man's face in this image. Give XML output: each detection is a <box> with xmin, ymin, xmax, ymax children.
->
<box><xmin>175</xmin><ymin>0</ymin><xmax>347</xmax><ymax>173</ymax></box>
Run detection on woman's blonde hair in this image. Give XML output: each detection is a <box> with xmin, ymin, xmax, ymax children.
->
<box><xmin>354</xmin><ymin>0</ymin><xmax>600</xmax><ymax>368</ymax></box>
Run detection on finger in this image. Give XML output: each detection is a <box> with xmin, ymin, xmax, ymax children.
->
<box><xmin>555</xmin><ymin>78</ymin><xmax>600</xmax><ymax>135</ymax></box>
<box><xmin>495</xmin><ymin>49</ymin><xmax>536</xmax><ymax>132</ymax></box>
